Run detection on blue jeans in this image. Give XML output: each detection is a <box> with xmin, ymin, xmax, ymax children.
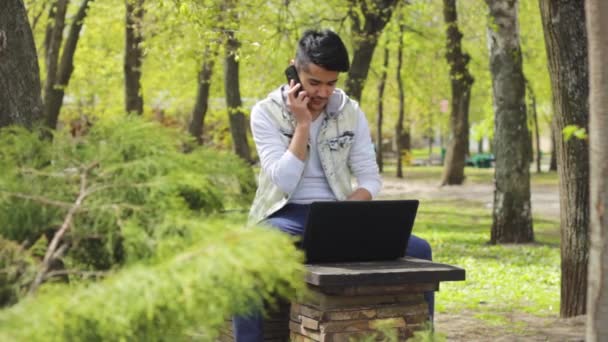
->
<box><xmin>233</xmin><ymin>204</ymin><xmax>434</xmax><ymax>341</ymax></box>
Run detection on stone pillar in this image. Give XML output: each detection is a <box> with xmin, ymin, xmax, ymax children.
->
<box><xmin>290</xmin><ymin>257</ymin><xmax>465</xmax><ymax>341</ymax></box>
<box><xmin>219</xmin><ymin>257</ymin><xmax>465</xmax><ymax>341</ymax></box>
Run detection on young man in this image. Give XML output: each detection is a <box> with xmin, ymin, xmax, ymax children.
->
<box><xmin>236</xmin><ymin>29</ymin><xmax>432</xmax><ymax>342</ymax></box>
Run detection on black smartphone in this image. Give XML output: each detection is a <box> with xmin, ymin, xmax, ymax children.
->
<box><xmin>284</xmin><ymin>65</ymin><xmax>302</xmax><ymax>96</ymax></box>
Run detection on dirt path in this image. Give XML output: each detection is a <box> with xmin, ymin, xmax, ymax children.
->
<box><xmin>379</xmin><ymin>176</ymin><xmax>560</xmax><ymax>219</ymax></box>
<box><xmin>377</xmin><ymin>175</ymin><xmax>586</xmax><ymax>341</ymax></box>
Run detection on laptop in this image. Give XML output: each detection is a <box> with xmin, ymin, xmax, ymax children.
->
<box><xmin>302</xmin><ymin>200</ymin><xmax>419</xmax><ymax>263</ymax></box>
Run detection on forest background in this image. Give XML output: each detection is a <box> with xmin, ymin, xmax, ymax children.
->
<box><xmin>1</xmin><ymin>0</ymin><xmax>606</xmax><ymax>341</ymax></box>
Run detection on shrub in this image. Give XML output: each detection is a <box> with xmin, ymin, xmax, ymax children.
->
<box><xmin>0</xmin><ymin>219</ymin><xmax>305</xmax><ymax>341</ymax></box>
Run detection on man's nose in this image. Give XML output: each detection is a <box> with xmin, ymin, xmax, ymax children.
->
<box><xmin>319</xmin><ymin>85</ymin><xmax>332</xmax><ymax>98</ymax></box>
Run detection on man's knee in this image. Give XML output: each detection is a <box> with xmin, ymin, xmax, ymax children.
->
<box><xmin>406</xmin><ymin>235</ymin><xmax>432</xmax><ymax>261</ymax></box>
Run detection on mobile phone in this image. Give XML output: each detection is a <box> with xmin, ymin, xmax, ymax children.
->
<box><xmin>284</xmin><ymin>65</ymin><xmax>302</xmax><ymax>96</ymax></box>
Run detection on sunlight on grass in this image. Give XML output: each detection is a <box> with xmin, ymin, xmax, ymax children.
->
<box><xmin>413</xmin><ymin>200</ymin><xmax>560</xmax><ymax>319</ymax></box>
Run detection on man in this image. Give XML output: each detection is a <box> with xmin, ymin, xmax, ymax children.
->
<box><xmin>236</xmin><ymin>29</ymin><xmax>432</xmax><ymax>342</ymax></box>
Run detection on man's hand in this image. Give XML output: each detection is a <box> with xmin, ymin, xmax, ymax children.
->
<box><xmin>287</xmin><ymin>80</ymin><xmax>312</xmax><ymax>125</ymax></box>
<box><xmin>287</xmin><ymin>80</ymin><xmax>312</xmax><ymax>161</ymax></box>
<box><xmin>347</xmin><ymin>188</ymin><xmax>372</xmax><ymax>201</ymax></box>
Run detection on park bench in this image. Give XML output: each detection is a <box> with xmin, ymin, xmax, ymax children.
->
<box><xmin>219</xmin><ymin>257</ymin><xmax>465</xmax><ymax>341</ymax></box>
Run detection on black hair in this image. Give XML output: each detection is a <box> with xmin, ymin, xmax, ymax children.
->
<box><xmin>295</xmin><ymin>29</ymin><xmax>350</xmax><ymax>72</ymax></box>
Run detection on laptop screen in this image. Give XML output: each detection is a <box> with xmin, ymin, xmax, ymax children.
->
<box><xmin>302</xmin><ymin>200</ymin><xmax>419</xmax><ymax>263</ymax></box>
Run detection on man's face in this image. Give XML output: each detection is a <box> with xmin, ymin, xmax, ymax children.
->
<box><xmin>298</xmin><ymin>63</ymin><xmax>339</xmax><ymax>113</ymax></box>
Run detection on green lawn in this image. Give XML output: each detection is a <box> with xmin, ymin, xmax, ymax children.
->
<box><xmin>413</xmin><ymin>200</ymin><xmax>560</xmax><ymax>319</ymax></box>
<box><xmin>376</xmin><ymin>164</ymin><xmax>561</xmax><ymax>332</ymax></box>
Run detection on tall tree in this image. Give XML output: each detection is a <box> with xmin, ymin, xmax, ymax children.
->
<box><xmin>549</xmin><ymin>119</ymin><xmax>558</xmax><ymax>171</ymax></box>
<box><xmin>395</xmin><ymin>20</ymin><xmax>407</xmax><ymax>179</ymax></box>
<box><xmin>0</xmin><ymin>0</ymin><xmax>44</xmax><ymax>128</ymax></box>
<box><xmin>124</xmin><ymin>0</ymin><xmax>145</xmax><ymax>115</ymax></box>
<box><xmin>486</xmin><ymin>0</ymin><xmax>534</xmax><ymax>243</ymax></box>
<box><xmin>376</xmin><ymin>41</ymin><xmax>389</xmax><ymax>173</ymax></box>
<box><xmin>586</xmin><ymin>1</ymin><xmax>608</xmax><ymax>339</ymax></box>
<box><xmin>441</xmin><ymin>0</ymin><xmax>474</xmax><ymax>185</ymax></box>
<box><xmin>525</xmin><ymin>79</ymin><xmax>542</xmax><ymax>173</ymax></box>
<box><xmin>223</xmin><ymin>0</ymin><xmax>251</xmax><ymax>162</ymax></box>
<box><xmin>346</xmin><ymin>0</ymin><xmax>399</xmax><ymax>102</ymax></box>
<box><xmin>539</xmin><ymin>0</ymin><xmax>590</xmax><ymax>318</ymax></box>
<box><xmin>44</xmin><ymin>0</ymin><xmax>94</xmax><ymax>130</ymax></box>
<box><xmin>43</xmin><ymin>0</ymin><xmax>68</xmax><ymax>125</ymax></box>
<box><xmin>189</xmin><ymin>44</ymin><xmax>217</xmax><ymax>145</ymax></box>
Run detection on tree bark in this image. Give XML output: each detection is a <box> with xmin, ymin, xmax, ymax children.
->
<box><xmin>43</xmin><ymin>0</ymin><xmax>68</xmax><ymax>107</ymax></box>
<box><xmin>550</xmin><ymin>118</ymin><xmax>558</xmax><ymax>171</ymax></box>
<box><xmin>45</xmin><ymin>0</ymin><xmax>94</xmax><ymax>130</ymax></box>
<box><xmin>540</xmin><ymin>0</ymin><xmax>590</xmax><ymax>318</ymax></box>
<box><xmin>526</xmin><ymin>80</ymin><xmax>542</xmax><ymax>173</ymax></box>
<box><xmin>189</xmin><ymin>44</ymin><xmax>216</xmax><ymax>145</ymax></box>
<box><xmin>395</xmin><ymin>22</ymin><xmax>406</xmax><ymax>179</ymax></box>
<box><xmin>222</xmin><ymin>0</ymin><xmax>251</xmax><ymax>162</ymax></box>
<box><xmin>486</xmin><ymin>0</ymin><xmax>534</xmax><ymax>244</ymax></box>
<box><xmin>345</xmin><ymin>0</ymin><xmax>399</xmax><ymax>102</ymax></box>
<box><xmin>376</xmin><ymin>42</ymin><xmax>388</xmax><ymax>173</ymax></box>
<box><xmin>0</xmin><ymin>0</ymin><xmax>44</xmax><ymax>128</ymax></box>
<box><xmin>124</xmin><ymin>0</ymin><xmax>144</xmax><ymax>115</ymax></box>
<box><xmin>441</xmin><ymin>0</ymin><xmax>474</xmax><ymax>186</ymax></box>
<box><xmin>585</xmin><ymin>2</ymin><xmax>608</xmax><ymax>339</ymax></box>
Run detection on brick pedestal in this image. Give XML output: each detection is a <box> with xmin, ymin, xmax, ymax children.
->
<box><xmin>220</xmin><ymin>257</ymin><xmax>465</xmax><ymax>341</ymax></box>
<box><xmin>289</xmin><ymin>257</ymin><xmax>464</xmax><ymax>341</ymax></box>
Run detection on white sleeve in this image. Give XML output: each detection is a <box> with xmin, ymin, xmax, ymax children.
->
<box><xmin>251</xmin><ymin>104</ymin><xmax>305</xmax><ymax>195</ymax></box>
<box><xmin>348</xmin><ymin>107</ymin><xmax>382</xmax><ymax>198</ymax></box>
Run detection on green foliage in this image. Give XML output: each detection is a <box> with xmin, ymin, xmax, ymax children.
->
<box><xmin>0</xmin><ymin>115</ymin><xmax>255</xmax><ymax>273</ymax></box>
<box><xmin>413</xmin><ymin>201</ymin><xmax>560</xmax><ymax>319</ymax></box>
<box><xmin>562</xmin><ymin>124</ymin><xmax>588</xmax><ymax>141</ymax></box>
<box><xmin>0</xmin><ymin>238</ymin><xmax>36</xmax><ymax>307</ymax></box>
<box><xmin>0</xmin><ymin>116</ymin><xmax>306</xmax><ymax>340</ymax></box>
<box><xmin>0</xmin><ymin>218</ymin><xmax>305</xmax><ymax>341</ymax></box>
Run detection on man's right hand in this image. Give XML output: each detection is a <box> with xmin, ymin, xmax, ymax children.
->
<box><xmin>287</xmin><ymin>80</ymin><xmax>312</xmax><ymax>126</ymax></box>
<box><xmin>286</xmin><ymin>80</ymin><xmax>312</xmax><ymax>161</ymax></box>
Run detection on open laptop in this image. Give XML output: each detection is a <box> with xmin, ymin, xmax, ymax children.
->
<box><xmin>302</xmin><ymin>200</ymin><xmax>419</xmax><ymax>263</ymax></box>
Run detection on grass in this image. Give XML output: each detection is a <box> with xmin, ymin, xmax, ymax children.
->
<box><xmin>412</xmin><ymin>199</ymin><xmax>560</xmax><ymax>318</ymax></box>
<box><xmin>377</xmin><ymin>165</ymin><xmax>562</xmax><ymax>333</ymax></box>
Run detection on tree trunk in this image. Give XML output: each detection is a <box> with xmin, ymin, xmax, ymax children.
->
<box><xmin>223</xmin><ymin>1</ymin><xmax>251</xmax><ymax>163</ymax></box>
<box><xmin>43</xmin><ymin>0</ymin><xmax>68</xmax><ymax>108</ymax></box>
<box><xmin>441</xmin><ymin>0</ymin><xmax>474</xmax><ymax>186</ymax></box>
<box><xmin>45</xmin><ymin>0</ymin><xmax>94</xmax><ymax>130</ymax></box>
<box><xmin>0</xmin><ymin>0</ymin><xmax>44</xmax><ymax>128</ymax></box>
<box><xmin>586</xmin><ymin>1</ymin><xmax>608</xmax><ymax>339</ymax></box>
<box><xmin>189</xmin><ymin>45</ymin><xmax>216</xmax><ymax>145</ymax></box>
<box><xmin>550</xmin><ymin>118</ymin><xmax>558</xmax><ymax>171</ymax></box>
<box><xmin>376</xmin><ymin>42</ymin><xmax>388</xmax><ymax>173</ymax></box>
<box><xmin>526</xmin><ymin>80</ymin><xmax>542</xmax><ymax>173</ymax></box>
<box><xmin>486</xmin><ymin>0</ymin><xmax>534</xmax><ymax>244</ymax></box>
<box><xmin>478</xmin><ymin>139</ymin><xmax>483</xmax><ymax>153</ymax></box>
<box><xmin>345</xmin><ymin>0</ymin><xmax>398</xmax><ymax>102</ymax></box>
<box><xmin>124</xmin><ymin>0</ymin><xmax>144</xmax><ymax>115</ymax></box>
<box><xmin>540</xmin><ymin>0</ymin><xmax>590</xmax><ymax>318</ymax></box>
<box><xmin>395</xmin><ymin>22</ymin><xmax>406</xmax><ymax>179</ymax></box>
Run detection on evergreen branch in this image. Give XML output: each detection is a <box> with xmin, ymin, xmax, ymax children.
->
<box><xmin>0</xmin><ymin>191</ymin><xmax>73</xmax><ymax>209</ymax></box>
<box><xmin>44</xmin><ymin>269</ymin><xmax>109</xmax><ymax>281</ymax></box>
<box><xmin>19</xmin><ymin>167</ymin><xmax>76</xmax><ymax>178</ymax></box>
<box><xmin>29</xmin><ymin>161</ymin><xmax>98</xmax><ymax>295</ymax></box>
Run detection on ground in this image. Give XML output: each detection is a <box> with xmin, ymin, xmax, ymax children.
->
<box><xmin>378</xmin><ymin>174</ymin><xmax>586</xmax><ymax>342</ymax></box>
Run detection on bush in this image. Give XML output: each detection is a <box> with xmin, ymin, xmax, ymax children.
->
<box><xmin>0</xmin><ymin>116</ymin><xmax>262</xmax><ymax>303</ymax></box>
<box><xmin>0</xmin><ymin>117</ymin><xmax>254</xmax><ymax>266</ymax></box>
<box><xmin>0</xmin><ymin>219</ymin><xmax>305</xmax><ymax>341</ymax></box>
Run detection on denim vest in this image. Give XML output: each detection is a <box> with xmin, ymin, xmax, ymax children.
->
<box><xmin>248</xmin><ymin>88</ymin><xmax>360</xmax><ymax>225</ymax></box>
